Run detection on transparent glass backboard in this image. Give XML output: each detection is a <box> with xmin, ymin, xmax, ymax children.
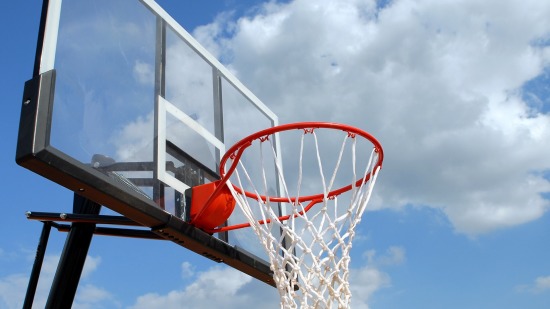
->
<box><xmin>35</xmin><ymin>0</ymin><xmax>279</xmax><ymax>262</ymax></box>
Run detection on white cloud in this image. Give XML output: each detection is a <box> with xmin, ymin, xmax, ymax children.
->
<box><xmin>534</xmin><ymin>276</ymin><xmax>550</xmax><ymax>293</ymax></box>
<box><xmin>128</xmin><ymin>246</ymin><xmax>402</xmax><ymax>309</ymax></box>
<box><xmin>0</xmin><ymin>273</ymin><xmax>29</xmax><ymax>309</ymax></box>
<box><xmin>0</xmin><ymin>253</ymin><xmax>115</xmax><ymax>309</ymax></box>
<box><xmin>74</xmin><ymin>284</ymin><xmax>116</xmax><ymax>309</ymax></box>
<box><xmin>180</xmin><ymin>261</ymin><xmax>195</xmax><ymax>278</ymax></box>
<box><xmin>111</xmin><ymin>111</ymin><xmax>155</xmax><ymax>161</ymax></box>
<box><xmin>133</xmin><ymin>60</ymin><xmax>154</xmax><ymax>85</ymax></box>
<box><xmin>82</xmin><ymin>255</ymin><xmax>102</xmax><ymax>279</ymax></box>
<box><xmin>0</xmin><ymin>254</ymin><xmax>62</xmax><ymax>308</ymax></box>
<box><xmin>516</xmin><ymin>275</ymin><xmax>550</xmax><ymax>294</ymax></box>
<box><xmin>194</xmin><ymin>0</ymin><xmax>550</xmax><ymax>235</ymax></box>
<box><xmin>349</xmin><ymin>265</ymin><xmax>391</xmax><ymax>308</ymax></box>
<box><xmin>364</xmin><ymin>246</ymin><xmax>406</xmax><ymax>266</ymax></box>
<box><xmin>128</xmin><ymin>266</ymin><xmax>277</xmax><ymax>309</ymax></box>
<box><xmin>349</xmin><ymin>247</ymin><xmax>405</xmax><ymax>307</ymax></box>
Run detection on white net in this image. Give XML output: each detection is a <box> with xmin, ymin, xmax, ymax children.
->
<box><xmin>224</xmin><ymin>127</ymin><xmax>382</xmax><ymax>309</ymax></box>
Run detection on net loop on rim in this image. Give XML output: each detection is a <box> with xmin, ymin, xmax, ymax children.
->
<box><xmin>209</xmin><ymin>122</ymin><xmax>383</xmax><ymax>308</ymax></box>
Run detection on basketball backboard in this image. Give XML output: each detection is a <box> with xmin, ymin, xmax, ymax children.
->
<box><xmin>17</xmin><ymin>0</ymin><xmax>279</xmax><ymax>285</ymax></box>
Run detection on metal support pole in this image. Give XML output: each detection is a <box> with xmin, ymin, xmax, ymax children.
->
<box><xmin>23</xmin><ymin>222</ymin><xmax>52</xmax><ymax>309</ymax></box>
<box><xmin>45</xmin><ymin>194</ymin><xmax>101</xmax><ymax>308</ymax></box>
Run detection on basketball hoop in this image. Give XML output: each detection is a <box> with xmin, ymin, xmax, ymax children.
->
<box><xmin>188</xmin><ymin>122</ymin><xmax>383</xmax><ymax>308</ymax></box>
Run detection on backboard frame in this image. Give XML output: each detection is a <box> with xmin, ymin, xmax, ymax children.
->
<box><xmin>16</xmin><ymin>0</ymin><xmax>278</xmax><ymax>287</ymax></box>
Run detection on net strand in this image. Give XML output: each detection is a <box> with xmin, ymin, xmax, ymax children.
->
<box><xmin>226</xmin><ymin>129</ymin><xmax>380</xmax><ymax>309</ymax></box>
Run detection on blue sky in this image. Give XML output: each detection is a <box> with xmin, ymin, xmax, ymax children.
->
<box><xmin>2</xmin><ymin>0</ymin><xmax>550</xmax><ymax>308</ymax></box>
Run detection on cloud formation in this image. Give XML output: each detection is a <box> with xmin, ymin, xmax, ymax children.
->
<box><xmin>516</xmin><ymin>275</ymin><xmax>550</xmax><ymax>294</ymax></box>
<box><xmin>0</xmin><ymin>253</ymin><xmax>113</xmax><ymax>309</ymax></box>
<box><xmin>192</xmin><ymin>0</ymin><xmax>550</xmax><ymax>235</ymax></box>
<box><xmin>127</xmin><ymin>248</ymin><xmax>401</xmax><ymax>309</ymax></box>
<box><xmin>127</xmin><ymin>266</ymin><xmax>272</xmax><ymax>309</ymax></box>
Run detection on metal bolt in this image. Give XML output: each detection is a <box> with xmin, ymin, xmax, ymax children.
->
<box><xmin>23</xmin><ymin>99</ymin><xmax>31</xmax><ymax>105</ymax></box>
<box><xmin>60</xmin><ymin>213</ymin><xmax>67</xmax><ymax>220</ymax></box>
